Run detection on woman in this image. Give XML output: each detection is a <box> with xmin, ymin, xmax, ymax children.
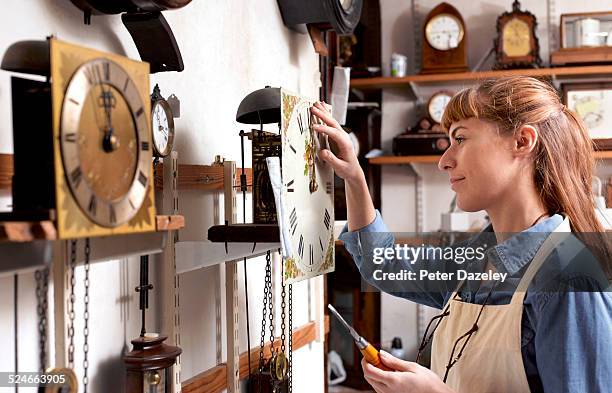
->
<box><xmin>311</xmin><ymin>76</ymin><xmax>611</xmax><ymax>393</ymax></box>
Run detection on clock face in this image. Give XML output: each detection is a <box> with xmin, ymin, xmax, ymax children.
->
<box><xmin>60</xmin><ymin>58</ymin><xmax>152</xmax><ymax>227</ymax></box>
<box><xmin>502</xmin><ymin>17</ymin><xmax>531</xmax><ymax>57</ymax></box>
<box><xmin>152</xmin><ymin>100</ymin><xmax>174</xmax><ymax>157</ymax></box>
<box><xmin>428</xmin><ymin>92</ymin><xmax>453</xmax><ymax>124</ymax></box>
<box><xmin>281</xmin><ymin>91</ymin><xmax>335</xmax><ymax>282</ymax></box>
<box><xmin>425</xmin><ymin>14</ymin><xmax>464</xmax><ymax>51</ymax></box>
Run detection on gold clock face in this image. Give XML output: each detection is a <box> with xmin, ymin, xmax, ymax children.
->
<box><xmin>60</xmin><ymin>58</ymin><xmax>151</xmax><ymax>227</ymax></box>
<box><xmin>502</xmin><ymin>17</ymin><xmax>531</xmax><ymax>57</ymax></box>
<box><xmin>425</xmin><ymin>14</ymin><xmax>464</xmax><ymax>51</ymax></box>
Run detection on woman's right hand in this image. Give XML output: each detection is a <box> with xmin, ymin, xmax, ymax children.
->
<box><xmin>310</xmin><ymin>102</ymin><xmax>364</xmax><ymax>184</ymax></box>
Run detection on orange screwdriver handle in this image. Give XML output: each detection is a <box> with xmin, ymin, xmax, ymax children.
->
<box><xmin>361</xmin><ymin>344</ymin><xmax>394</xmax><ymax>371</ymax></box>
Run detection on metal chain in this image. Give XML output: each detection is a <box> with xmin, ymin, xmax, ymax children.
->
<box><xmin>280</xmin><ymin>258</ymin><xmax>286</xmax><ymax>354</ymax></box>
<box><xmin>289</xmin><ymin>288</ymin><xmax>293</xmax><ymax>388</ymax></box>
<box><xmin>258</xmin><ymin>251</ymin><xmax>271</xmax><ymax>374</ymax></box>
<box><xmin>266</xmin><ymin>252</ymin><xmax>276</xmax><ymax>354</ymax></box>
<box><xmin>35</xmin><ymin>267</ymin><xmax>49</xmax><ymax>372</ymax></box>
<box><xmin>83</xmin><ymin>238</ymin><xmax>90</xmax><ymax>393</ymax></box>
<box><xmin>68</xmin><ymin>240</ymin><xmax>77</xmax><ymax>368</ymax></box>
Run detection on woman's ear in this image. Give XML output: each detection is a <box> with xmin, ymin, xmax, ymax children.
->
<box><xmin>514</xmin><ymin>125</ymin><xmax>538</xmax><ymax>156</ymax></box>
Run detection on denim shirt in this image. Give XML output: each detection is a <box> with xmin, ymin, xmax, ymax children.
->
<box><xmin>339</xmin><ymin>211</ymin><xmax>612</xmax><ymax>393</ymax></box>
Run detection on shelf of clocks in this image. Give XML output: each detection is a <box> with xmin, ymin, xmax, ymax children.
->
<box><xmin>0</xmin><ymin>214</ymin><xmax>184</xmax><ymax>276</ymax></box>
<box><xmin>350</xmin><ymin>65</ymin><xmax>612</xmax><ymax>90</ymax></box>
<box><xmin>369</xmin><ymin>150</ymin><xmax>612</xmax><ymax>165</ymax></box>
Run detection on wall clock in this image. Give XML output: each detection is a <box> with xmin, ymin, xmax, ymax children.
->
<box><xmin>150</xmin><ymin>84</ymin><xmax>175</xmax><ymax>158</ymax></box>
<box><xmin>427</xmin><ymin>91</ymin><xmax>453</xmax><ymax>124</ymax></box>
<box><xmin>493</xmin><ymin>0</ymin><xmax>541</xmax><ymax>69</ymax></box>
<box><xmin>281</xmin><ymin>90</ymin><xmax>335</xmax><ymax>283</ymax></box>
<box><xmin>421</xmin><ymin>3</ymin><xmax>468</xmax><ymax>74</ymax></box>
<box><xmin>1</xmin><ymin>38</ymin><xmax>156</xmax><ymax>238</ymax></box>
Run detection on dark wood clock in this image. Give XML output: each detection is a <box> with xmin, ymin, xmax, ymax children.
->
<box><xmin>421</xmin><ymin>2</ymin><xmax>468</xmax><ymax>74</ymax></box>
<box><xmin>493</xmin><ymin>0</ymin><xmax>541</xmax><ymax>69</ymax></box>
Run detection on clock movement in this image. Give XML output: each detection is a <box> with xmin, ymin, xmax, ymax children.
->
<box><xmin>0</xmin><ymin>38</ymin><xmax>156</xmax><ymax>238</ymax></box>
<box><xmin>421</xmin><ymin>3</ymin><xmax>468</xmax><ymax>74</ymax></box>
<box><xmin>493</xmin><ymin>0</ymin><xmax>541</xmax><ymax>69</ymax></box>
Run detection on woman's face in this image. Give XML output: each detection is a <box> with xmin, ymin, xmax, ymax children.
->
<box><xmin>438</xmin><ymin>117</ymin><xmax>520</xmax><ymax>212</ymax></box>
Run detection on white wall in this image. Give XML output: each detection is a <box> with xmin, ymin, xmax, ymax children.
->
<box><xmin>377</xmin><ymin>0</ymin><xmax>612</xmax><ymax>359</ymax></box>
<box><xmin>0</xmin><ymin>1</ymin><xmax>324</xmax><ymax>392</ymax></box>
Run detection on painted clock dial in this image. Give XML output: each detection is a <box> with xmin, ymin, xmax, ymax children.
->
<box><xmin>502</xmin><ymin>17</ymin><xmax>531</xmax><ymax>57</ymax></box>
<box><xmin>425</xmin><ymin>14</ymin><xmax>464</xmax><ymax>51</ymax></box>
<box><xmin>60</xmin><ymin>58</ymin><xmax>152</xmax><ymax>227</ymax></box>
<box><xmin>281</xmin><ymin>90</ymin><xmax>335</xmax><ymax>283</ymax></box>
<box><xmin>428</xmin><ymin>91</ymin><xmax>453</xmax><ymax>124</ymax></box>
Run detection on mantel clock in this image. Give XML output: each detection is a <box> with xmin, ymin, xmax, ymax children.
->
<box><xmin>421</xmin><ymin>2</ymin><xmax>468</xmax><ymax>74</ymax></box>
<box><xmin>493</xmin><ymin>0</ymin><xmax>541</xmax><ymax>69</ymax></box>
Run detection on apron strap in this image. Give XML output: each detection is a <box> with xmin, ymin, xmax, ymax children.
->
<box><xmin>510</xmin><ymin>216</ymin><xmax>571</xmax><ymax>305</ymax></box>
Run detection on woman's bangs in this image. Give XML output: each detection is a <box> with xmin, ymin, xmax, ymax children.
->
<box><xmin>441</xmin><ymin>88</ymin><xmax>480</xmax><ymax>132</ymax></box>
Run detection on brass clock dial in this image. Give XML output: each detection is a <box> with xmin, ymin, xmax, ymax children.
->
<box><xmin>60</xmin><ymin>58</ymin><xmax>151</xmax><ymax>227</ymax></box>
<box><xmin>425</xmin><ymin>13</ymin><xmax>464</xmax><ymax>51</ymax></box>
<box><xmin>502</xmin><ymin>17</ymin><xmax>531</xmax><ymax>57</ymax></box>
<box><xmin>281</xmin><ymin>90</ymin><xmax>335</xmax><ymax>282</ymax></box>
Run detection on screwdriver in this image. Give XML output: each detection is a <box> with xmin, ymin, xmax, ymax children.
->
<box><xmin>328</xmin><ymin>304</ymin><xmax>393</xmax><ymax>371</ymax></box>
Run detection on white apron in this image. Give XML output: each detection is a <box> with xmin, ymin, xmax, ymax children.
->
<box><xmin>430</xmin><ymin>217</ymin><xmax>571</xmax><ymax>393</ymax></box>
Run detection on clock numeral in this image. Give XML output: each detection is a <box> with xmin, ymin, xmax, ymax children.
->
<box><xmin>297</xmin><ymin>112</ymin><xmax>304</xmax><ymax>135</ymax></box>
<box><xmin>123</xmin><ymin>76</ymin><xmax>130</xmax><ymax>92</ymax></box>
<box><xmin>88</xmin><ymin>195</ymin><xmax>97</xmax><ymax>216</ymax></box>
<box><xmin>324</xmin><ymin>208</ymin><xmax>331</xmax><ymax>230</ymax></box>
<box><xmin>84</xmin><ymin>65</ymin><xmax>97</xmax><ymax>85</ymax></box>
<box><xmin>289</xmin><ymin>144</ymin><xmax>297</xmax><ymax>154</ymax></box>
<box><xmin>70</xmin><ymin>167</ymin><xmax>82</xmax><ymax>187</ymax></box>
<box><xmin>309</xmin><ymin>244</ymin><xmax>313</xmax><ymax>266</ymax></box>
<box><xmin>326</xmin><ymin>181</ymin><xmax>333</xmax><ymax>194</ymax></box>
<box><xmin>128</xmin><ymin>198</ymin><xmax>136</xmax><ymax>210</ymax></box>
<box><xmin>64</xmin><ymin>133</ymin><xmax>77</xmax><ymax>143</ymax></box>
<box><xmin>289</xmin><ymin>207</ymin><xmax>298</xmax><ymax>235</ymax></box>
<box><xmin>298</xmin><ymin>234</ymin><xmax>304</xmax><ymax>259</ymax></box>
<box><xmin>138</xmin><ymin>170</ymin><xmax>148</xmax><ymax>187</ymax></box>
<box><xmin>141</xmin><ymin>141</ymin><xmax>150</xmax><ymax>151</ymax></box>
<box><xmin>286</xmin><ymin>179</ymin><xmax>294</xmax><ymax>193</ymax></box>
<box><xmin>68</xmin><ymin>98</ymin><xmax>80</xmax><ymax>106</ymax></box>
<box><xmin>135</xmin><ymin>107</ymin><xmax>144</xmax><ymax>118</ymax></box>
<box><xmin>109</xmin><ymin>204</ymin><xmax>116</xmax><ymax>225</ymax></box>
<box><xmin>320</xmin><ymin>236</ymin><xmax>324</xmax><ymax>252</ymax></box>
<box><xmin>103</xmin><ymin>61</ymin><xmax>110</xmax><ymax>81</ymax></box>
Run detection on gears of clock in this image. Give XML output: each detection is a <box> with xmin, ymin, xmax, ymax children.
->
<box><xmin>0</xmin><ymin>38</ymin><xmax>156</xmax><ymax>238</ymax></box>
<box><xmin>493</xmin><ymin>0</ymin><xmax>541</xmax><ymax>70</ymax></box>
<box><xmin>421</xmin><ymin>2</ymin><xmax>468</xmax><ymax>74</ymax></box>
<box><xmin>150</xmin><ymin>84</ymin><xmax>176</xmax><ymax>158</ymax></box>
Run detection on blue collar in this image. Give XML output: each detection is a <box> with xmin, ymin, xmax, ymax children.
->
<box><xmin>471</xmin><ymin>214</ymin><xmax>564</xmax><ymax>275</ymax></box>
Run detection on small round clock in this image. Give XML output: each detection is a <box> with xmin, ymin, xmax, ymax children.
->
<box><xmin>425</xmin><ymin>13</ymin><xmax>464</xmax><ymax>51</ymax></box>
<box><xmin>427</xmin><ymin>91</ymin><xmax>453</xmax><ymax>124</ymax></box>
<box><xmin>60</xmin><ymin>58</ymin><xmax>152</xmax><ymax>228</ymax></box>
<box><xmin>150</xmin><ymin>84</ymin><xmax>175</xmax><ymax>157</ymax></box>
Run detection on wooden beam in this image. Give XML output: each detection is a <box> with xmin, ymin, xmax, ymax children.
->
<box><xmin>0</xmin><ymin>153</ymin><xmax>13</xmax><ymax>191</ymax></box>
<box><xmin>182</xmin><ymin>318</ymin><xmax>329</xmax><ymax>393</ymax></box>
<box><xmin>155</xmin><ymin>214</ymin><xmax>185</xmax><ymax>231</ymax></box>
<box><xmin>154</xmin><ymin>163</ymin><xmax>252</xmax><ymax>192</ymax></box>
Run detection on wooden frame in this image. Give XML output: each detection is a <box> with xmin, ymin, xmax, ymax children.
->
<box><xmin>562</xmin><ymin>82</ymin><xmax>612</xmax><ymax>150</ymax></box>
<box><xmin>493</xmin><ymin>0</ymin><xmax>541</xmax><ymax>69</ymax></box>
<box><xmin>552</xmin><ymin>11</ymin><xmax>612</xmax><ymax>65</ymax></box>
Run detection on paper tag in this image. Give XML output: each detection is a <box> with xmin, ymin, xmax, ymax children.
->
<box><xmin>167</xmin><ymin>94</ymin><xmax>180</xmax><ymax>118</ymax></box>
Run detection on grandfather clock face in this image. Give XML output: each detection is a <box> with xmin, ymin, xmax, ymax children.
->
<box><xmin>281</xmin><ymin>90</ymin><xmax>335</xmax><ymax>283</ymax></box>
<box><xmin>60</xmin><ymin>58</ymin><xmax>151</xmax><ymax>227</ymax></box>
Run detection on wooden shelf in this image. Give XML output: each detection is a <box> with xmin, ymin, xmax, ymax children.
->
<box><xmin>351</xmin><ymin>65</ymin><xmax>612</xmax><ymax>89</ymax></box>
<box><xmin>369</xmin><ymin>151</ymin><xmax>612</xmax><ymax>165</ymax></box>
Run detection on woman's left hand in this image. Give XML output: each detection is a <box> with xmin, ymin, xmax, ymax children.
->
<box><xmin>361</xmin><ymin>351</ymin><xmax>455</xmax><ymax>393</ymax></box>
